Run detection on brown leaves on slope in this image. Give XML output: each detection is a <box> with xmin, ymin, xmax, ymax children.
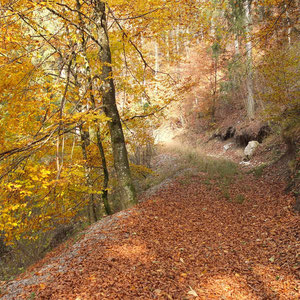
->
<box><xmin>1</xmin><ymin>171</ymin><xmax>299</xmax><ymax>299</ymax></box>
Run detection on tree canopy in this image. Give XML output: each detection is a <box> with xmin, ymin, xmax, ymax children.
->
<box><xmin>0</xmin><ymin>0</ymin><xmax>298</xmax><ymax>249</ymax></box>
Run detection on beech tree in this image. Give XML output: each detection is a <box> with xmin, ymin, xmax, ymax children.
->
<box><xmin>92</xmin><ymin>1</ymin><xmax>136</xmax><ymax>209</ymax></box>
<box><xmin>0</xmin><ymin>0</ymin><xmax>184</xmax><ymax>244</ymax></box>
<box><xmin>1</xmin><ymin>0</ymin><xmax>298</xmax><ymax>251</ymax></box>
<box><xmin>0</xmin><ymin>0</ymin><xmax>140</xmax><ymax>243</ymax></box>
<box><xmin>243</xmin><ymin>0</ymin><xmax>255</xmax><ymax>119</ymax></box>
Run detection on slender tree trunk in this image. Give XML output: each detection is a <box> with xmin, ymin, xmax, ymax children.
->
<box><xmin>175</xmin><ymin>26</ymin><xmax>180</xmax><ymax>54</ymax></box>
<box><xmin>185</xmin><ymin>28</ymin><xmax>190</xmax><ymax>58</ymax></box>
<box><xmin>211</xmin><ymin>57</ymin><xmax>218</xmax><ymax>122</ymax></box>
<box><xmin>165</xmin><ymin>32</ymin><xmax>170</xmax><ymax>62</ymax></box>
<box><xmin>168</xmin><ymin>30</ymin><xmax>173</xmax><ymax>62</ymax></box>
<box><xmin>76</xmin><ymin>0</ymin><xmax>112</xmax><ymax>215</ymax></box>
<box><xmin>244</xmin><ymin>0</ymin><xmax>255</xmax><ymax>119</ymax></box>
<box><xmin>93</xmin><ymin>1</ymin><xmax>136</xmax><ymax>211</ymax></box>
<box><xmin>285</xmin><ymin>4</ymin><xmax>291</xmax><ymax>45</ymax></box>
<box><xmin>95</xmin><ymin>128</ymin><xmax>112</xmax><ymax>215</ymax></box>
<box><xmin>155</xmin><ymin>42</ymin><xmax>159</xmax><ymax>93</ymax></box>
<box><xmin>175</xmin><ymin>25</ymin><xmax>180</xmax><ymax>78</ymax></box>
<box><xmin>210</xmin><ymin>18</ymin><xmax>218</xmax><ymax>122</ymax></box>
<box><xmin>234</xmin><ymin>36</ymin><xmax>240</xmax><ymax>55</ymax></box>
<box><xmin>79</xmin><ymin>125</ymin><xmax>98</xmax><ymax>223</ymax></box>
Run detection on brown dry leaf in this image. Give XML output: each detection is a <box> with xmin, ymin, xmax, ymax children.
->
<box><xmin>2</xmin><ymin>150</ymin><xmax>299</xmax><ymax>300</ymax></box>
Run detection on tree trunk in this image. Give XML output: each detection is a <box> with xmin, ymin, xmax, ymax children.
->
<box><xmin>165</xmin><ymin>32</ymin><xmax>170</xmax><ymax>62</ymax></box>
<box><xmin>155</xmin><ymin>42</ymin><xmax>159</xmax><ymax>93</ymax></box>
<box><xmin>244</xmin><ymin>0</ymin><xmax>255</xmax><ymax>119</ymax></box>
<box><xmin>234</xmin><ymin>36</ymin><xmax>240</xmax><ymax>55</ymax></box>
<box><xmin>93</xmin><ymin>1</ymin><xmax>136</xmax><ymax>211</ymax></box>
<box><xmin>95</xmin><ymin>127</ymin><xmax>112</xmax><ymax>215</ymax></box>
<box><xmin>76</xmin><ymin>0</ymin><xmax>112</xmax><ymax>215</ymax></box>
<box><xmin>79</xmin><ymin>125</ymin><xmax>98</xmax><ymax>223</ymax></box>
<box><xmin>285</xmin><ymin>4</ymin><xmax>291</xmax><ymax>45</ymax></box>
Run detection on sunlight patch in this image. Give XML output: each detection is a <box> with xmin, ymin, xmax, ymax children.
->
<box><xmin>196</xmin><ymin>274</ymin><xmax>258</xmax><ymax>300</ymax></box>
<box><xmin>253</xmin><ymin>264</ymin><xmax>299</xmax><ymax>299</ymax></box>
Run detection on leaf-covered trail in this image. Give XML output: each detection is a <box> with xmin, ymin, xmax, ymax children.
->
<box><xmin>1</xmin><ymin>152</ymin><xmax>299</xmax><ymax>299</ymax></box>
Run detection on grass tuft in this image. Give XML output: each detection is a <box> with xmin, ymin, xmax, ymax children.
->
<box><xmin>234</xmin><ymin>194</ymin><xmax>246</xmax><ymax>204</ymax></box>
<box><xmin>252</xmin><ymin>163</ymin><xmax>267</xmax><ymax>178</ymax></box>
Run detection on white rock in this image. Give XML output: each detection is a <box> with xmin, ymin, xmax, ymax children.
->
<box><xmin>240</xmin><ymin>161</ymin><xmax>251</xmax><ymax>166</ymax></box>
<box><xmin>244</xmin><ymin>141</ymin><xmax>260</xmax><ymax>159</ymax></box>
<box><xmin>224</xmin><ymin>143</ymin><xmax>233</xmax><ymax>151</ymax></box>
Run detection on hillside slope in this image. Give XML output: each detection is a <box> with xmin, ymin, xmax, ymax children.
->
<box><xmin>1</xmin><ymin>147</ymin><xmax>299</xmax><ymax>300</ymax></box>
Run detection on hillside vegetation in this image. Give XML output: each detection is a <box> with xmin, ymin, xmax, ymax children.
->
<box><xmin>0</xmin><ymin>0</ymin><xmax>299</xmax><ymax>298</ymax></box>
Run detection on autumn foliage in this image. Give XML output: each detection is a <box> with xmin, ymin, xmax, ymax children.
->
<box><xmin>0</xmin><ymin>0</ymin><xmax>299</xmax><ymax>282</ymax></box>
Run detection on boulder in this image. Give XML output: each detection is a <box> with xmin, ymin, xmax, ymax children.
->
<box><xmin>244</xmin><ymin>141</ymin><xmax>260</xmax><ymax>160</ymax></box>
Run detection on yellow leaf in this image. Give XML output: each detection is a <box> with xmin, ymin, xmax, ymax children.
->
<box><xmin>40</xmin><ymin>283</ymin><xmax>46</xmax><ymax>290</ymax></box>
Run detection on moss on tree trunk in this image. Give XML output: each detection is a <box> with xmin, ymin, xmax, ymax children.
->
<box><xmin>94</xmin><ymin>1</ymin><xmax>136</xmax><ymax>210</ymax></box>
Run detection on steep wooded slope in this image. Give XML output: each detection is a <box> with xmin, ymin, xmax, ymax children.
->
<box><xmin>1</xmin><ymin>149</ymin><xmax>299</xmax><ymax>299</ymax></box>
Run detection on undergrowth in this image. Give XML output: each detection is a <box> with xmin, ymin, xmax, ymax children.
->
<box><xmin>178</xmin><ymin>148</ymin><xmax>239</xmax><ymax>186</ymax></box>
<box><xmin>0</xmin><ymin>223</ymin><xmax>87</xmax><ymax>281</ymax></box>
<box><xmin>251</xmin><ymin>163</ymin><xmax>267</xmax><ymax>178</ymax></box>
<box><xmin>138</xmin><ymin>145</ymin><xmax>240</xmax><ymax>203</ymax></box>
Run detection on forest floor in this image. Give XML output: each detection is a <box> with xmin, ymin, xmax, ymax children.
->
<box><xmin>1</xmin><ymin>141</ymin><xmax>299</xmax><ymax>300</ymax></box>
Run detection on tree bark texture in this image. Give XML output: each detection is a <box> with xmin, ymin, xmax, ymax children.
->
<box><xmin>76</xmin><ymin>1</ymin><xmax>112</xmax><ymax>215</ymax></box>
<box><xmin>244</xmin><ymin>0</ymin><xmax>255</xmax><ymax>119</ymax></box>
<box><xmin>93</xmin><ymin>0</ymin><xmax>136</xmax><ymax>211</ymax></box>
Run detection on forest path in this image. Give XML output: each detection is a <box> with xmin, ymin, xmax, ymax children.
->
<box><xmin>1</xmin><ymin>143</ymin><xmax>299</xmax><ymax>299</ymax></box>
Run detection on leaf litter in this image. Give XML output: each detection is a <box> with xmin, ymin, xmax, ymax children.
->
<box><xmin>0</xmin><ymin>153</ymin><xmax>299</xmax><ymax>300</ymax></box>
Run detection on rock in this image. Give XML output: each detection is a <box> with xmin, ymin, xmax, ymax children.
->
<box><xmin>224</xmin><ymin>143</ymin><xmax>233</xmax><ymax>151</ymax></box>
<box><xmin>240</xmin><ymin>161</ymin><xmax>251</xmax><ymax>166</ymax></box>
<box><xmin>244</xmin><ymin>141</ymin><xmax>260</xmax><ymax>160</ymax></box>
